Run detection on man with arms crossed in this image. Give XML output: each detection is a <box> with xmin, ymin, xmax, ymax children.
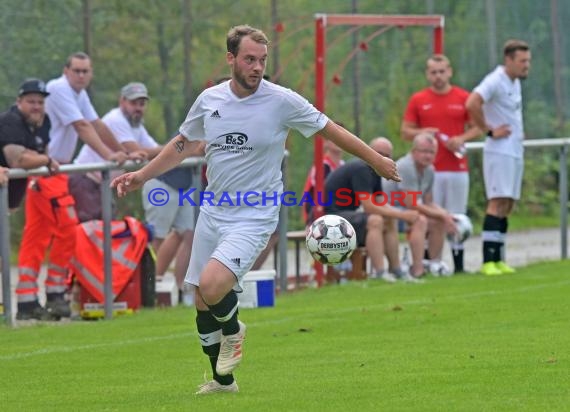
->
<box><xmin>401</xmin><ymin>54</ymin><xmax>480</xmax><ymax>273</ymax></box>
<box><xmin>466</xmin><ymin>40</ymin><xmax>531</xmax><ymax>276</ymax></box>
<box><xmin>112</xmin><ymin>25</ymin><xmax>400</xmax><ymax>394</ymax></box>
<box><xmin>0</xmin><ymin>79</ymin><xmax>61</xmax><ymax>320</ymax></box>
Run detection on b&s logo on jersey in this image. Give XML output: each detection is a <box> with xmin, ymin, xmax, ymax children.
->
<box><xmin>212</xmin><ymin>132</ymin><xmax>253</xmax><ymax>154</ymax></box>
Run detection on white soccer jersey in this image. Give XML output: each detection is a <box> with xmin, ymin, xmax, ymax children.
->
<box><xmin>46</xmin><ymin>75</ymin><xmax>99</xmax><ymax>163</ymax></box>
<box><xmin>179</xmin><ymin>79</ymin><xmax>329</xmax><ymax>224</ymax></box>
<box><xmin>75</xmin><ymin>107</ymin><xmax>159</xmax><ymax>164</ymax></box>
<box><xmin>474</xmin><ymin>65</ymin><xmax>525</xmax><ymax>158</ymax></box>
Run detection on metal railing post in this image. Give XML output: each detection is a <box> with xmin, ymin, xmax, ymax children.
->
<box><xmin>559</xmin><ymin>144</ymin><xmax>568</xmax><ymax>259</ymax></box>
<box><xmin>100</xmin><ymin>169</ymin><xmax>114</xmax><ymax>319</ymax></box>
<box><xmin>278</xmin><ymin>154</ymin><xmax>289</xmax><ymax>293</ymax></box>
<box><xmin>0</xmin><ymin>184</ymin><xmax>13</xmax><ymax>326</ymax></box>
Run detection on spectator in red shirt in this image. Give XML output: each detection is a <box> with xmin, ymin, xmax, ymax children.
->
<box><xmin>400</xmin><ymin>54</ymin><xmax>481</xmax><ymax>273</ymax></box>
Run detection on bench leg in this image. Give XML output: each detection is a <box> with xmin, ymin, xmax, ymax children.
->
<box><xmin>348</xmin><ymin>248</ymin><xmax>368</xmax><ymax>281</ymax></box>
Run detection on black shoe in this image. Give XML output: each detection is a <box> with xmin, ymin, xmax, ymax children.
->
<box><xmin>16</xmin><ymin>303</ymin><xmax>57</xmax><ymax>321</ymax></box>
<box><xmin>46</xmin><ymin>299</ymin><xmax>71</xmax><ymax>319</ymax></box>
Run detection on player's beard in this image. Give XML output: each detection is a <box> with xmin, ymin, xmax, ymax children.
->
<box><xmin>233</xmin><ymin>65</ymin><xmax>261</xmax><ymax>92</ymax></box>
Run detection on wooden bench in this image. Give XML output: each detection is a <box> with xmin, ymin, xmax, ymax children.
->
<box><xmin>325</xmin><ymin>247</ymin><xmax>368</xmax><ymax>283</ymax></box>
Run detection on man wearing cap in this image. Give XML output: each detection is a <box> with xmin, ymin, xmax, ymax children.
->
<box><xmin>71</xmin><ymin>82</ymin><xmax>161</xmax><ymax>221</ymax></box>
<box><xmin>0</xmin><ymin>79</ymin><xmax>66</xmax><ymax>320</ymax></box>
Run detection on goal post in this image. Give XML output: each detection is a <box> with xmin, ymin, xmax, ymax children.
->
<box><xmin>312</xmin><ymin>14</ymin><xmax>445</xmax><ymax>286</ymax></box>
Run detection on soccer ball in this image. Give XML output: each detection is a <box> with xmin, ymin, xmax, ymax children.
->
<box><xmin>306</xmin><ymin>214</ymin><xmax>357</xmax><ymax>265</ymax></box>
<box><xmin>448</xmin><ymin>213</ymin><xmax>473</xmax><ymax>243</ymax></box>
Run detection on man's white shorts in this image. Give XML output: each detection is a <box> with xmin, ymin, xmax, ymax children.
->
<box><xmin>185</xmin><ymin>211</ymin><xmax>275</xmax><ymax>292</ymax></box>
<box><xmin>142</xmin><ymin>179</ymin><xmax>196</xmax><ymax>239</ymax></box>
<box><xmin>483</xmin><ymin>151</ymin><xmax>524</xmax><ymax>200</ymax></box>
<box><xmin>433</xmin><ymin>171</ymin><xmax>469</xmax><ymax>213</ymax></box>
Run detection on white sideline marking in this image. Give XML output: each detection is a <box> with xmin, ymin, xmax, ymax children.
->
<box><xmin>2</xmin><ymin>278</ymin><xmax>569</xmax><ymax>361</ymax></box>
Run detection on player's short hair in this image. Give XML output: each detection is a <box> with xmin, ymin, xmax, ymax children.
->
<box><xmin>227</xmin><ymin>25</ymin><xmax>269</xmax><ymax>56</ymax></box>
<box><xmin>65</xmin><ymin>51</ymin><xmax>90</xmax><ymax>68</ymax></box>
<box><xmin>426</xmin><ymin>54</ymin><xmax>450</xmax><ymax>68</ymax></box>
<box><xmin>503</xmin><ymin>40</ymin><xmax>529</xmax><ymax>58</ymax></box>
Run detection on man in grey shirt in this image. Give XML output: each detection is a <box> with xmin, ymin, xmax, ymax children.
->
<box><xmin>383</xmin><ymin>133</ymin><xmax>457</xmax><ymax>275</ymax></box>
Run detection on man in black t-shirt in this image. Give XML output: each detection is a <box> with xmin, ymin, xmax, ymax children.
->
<box><xmin>0</xmin><ymin>79</ymin><xmax>67</xmax><ymax>321</ymax></box>
<box><xmin>0</xmin><ymin>80</ymin><xmax>58</xmax><ymax>209</ymax></box>
<box><xmin>325</xmin><ymin>138</ymin><xmax>424</xmax><ymax>281</ymax></box>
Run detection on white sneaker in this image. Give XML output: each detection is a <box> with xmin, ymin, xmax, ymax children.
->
<box><xmin>216</xmin><ymin>320</ymin><xmax>246</xmax><ymax>376</ymax></box>
<box><xmin>400</xmin><ymin>273</ymin><xmax>425</xmax><ymax>284</ymax></box>
<box><xmin>379</xmin><ymin>271</ymin><xmax>397</xmax><ymax>283</ymax></box>
<box><xmin>195</xmin><ymin>379</ymin><xmax>239</xmax><ymax>395</ymax></box>
<box><xmin>428</xmin><ymin>260</ymin><xmax>453</xmax><ymax>277</ymax></box>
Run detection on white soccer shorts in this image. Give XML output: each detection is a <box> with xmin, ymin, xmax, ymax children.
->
<box><xmin>483</xmin><ymin>151</ymin><xmax>524</xmax><ymax>200</ymax></box>
<box><xmin>185</xmin><ymin>211</ymin><xmax>274</xmax><ymax>292</ymax></box>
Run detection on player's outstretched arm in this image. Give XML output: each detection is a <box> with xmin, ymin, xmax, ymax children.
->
<box><xmin>111</xmin><ymin>134</ymin><xmax>204</xmax><ymax>197</ymax></box>
<box><xmin>319</xmin><ymin>120</ymin><xmax>401</xmax><ymax>182</ymax></box>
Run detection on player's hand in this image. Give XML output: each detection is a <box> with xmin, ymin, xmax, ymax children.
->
<box><xmin>111</xmin><ymin>171</ymin><xmax>145</xmax><ymax>197</ymax></box>
<box><xmin>107</xmin><ymin>151</ymin><xmax>129</xmax><ymax>165</ymax></box>
<box><xmin>374</xmin><ymin>154</ymin><xmax>401</xmax><ymax>182</ymax></box>
<box><xmin>490</xmin><ymin>124</ymin><xmax>511</xmax><ymax>139</ymax></box>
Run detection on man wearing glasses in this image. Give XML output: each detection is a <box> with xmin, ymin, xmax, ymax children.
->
<box><xmin>19</xmin><ymin>52</ymin><xmax>130</xmax><ymax>319</ymax></box>
<box><xmin>383</xmin><ymin>133</ymin><xmax>458</xmax><ymax>277</ymax></box>
<box><xmin>324</xmin><ymin>137</ymin><xmax>421</xmax><ymax>282</ymax></box>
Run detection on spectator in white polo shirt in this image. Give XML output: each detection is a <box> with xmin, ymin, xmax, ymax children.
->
<box><xmin>71</xmin><ymin>82</ymin><xmax>161</xmax><ymax>221</ymax></box>
<box><xmin>46</xmin><ymin>52</ymin><xmax>129</xmax><ymax>166</ymax></box>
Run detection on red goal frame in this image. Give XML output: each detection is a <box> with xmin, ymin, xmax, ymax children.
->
<box><xmin>312</xmin><ymin>14</ymin><xmax>445</xmax><ymax>285</ymax></box>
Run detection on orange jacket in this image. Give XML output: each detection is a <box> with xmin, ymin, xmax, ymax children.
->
<box><xmin>70</xmin><ymin>217</ymin><xmax>148</xmax><ymax>302</ymax></box>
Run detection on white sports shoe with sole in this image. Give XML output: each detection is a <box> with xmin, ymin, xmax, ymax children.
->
<box><xmin>216</xmin><ymin>320</ymin><xmax>246</xmax><ymax>376</ymax></box>
<box><xmin>195</xmin><ymin>379</ymin><xmax>239</xmax><ymax>395</ymax></box>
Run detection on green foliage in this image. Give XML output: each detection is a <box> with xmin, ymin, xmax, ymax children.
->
<box><xmin>2</xmin><ymin>260</ymin><xmax>570</xmax><ymax>410</ymax></box>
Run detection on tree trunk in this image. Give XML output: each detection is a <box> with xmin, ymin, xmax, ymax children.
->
<box><xmin>156</xmin><ymin>21</ymin><xmax>174</xmax><ymax>134</ymax></box>
<box><xmin>271</xmin><ymin>0</ymin><xmax>280</xmax><ymax>82</ymax></box>
<box><xmin>485</xmin><ymin>0</ymin><xmax>498</xmax><ymax>67</ymax></box>
<box><xmin>182</xmin><ymin>0</ymin><xmax>193</xmax><ymax>110</ymax></box>
<box><xmin>550</xmin><ymin>0</ymin><xmax>566</xmax><ymax>132</ymax></box>
<box><xmin>351</xmin><ymin>0</ymin><xmax>361</xmax><ymax>136</ymax></box>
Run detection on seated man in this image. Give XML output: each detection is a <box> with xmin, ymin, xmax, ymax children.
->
<box><xmin>372</xmin><ymin>138</ymin><xmax>428</xmax><ymax>279</ymax></box>
<box><xmin>324</xmin><ymin>137</ymin><xmax>424</xmax><ymax>282</ymax></box>
<box><xmin>383</xmin><ymin>132</ymin><xmax>457</xmax><ymax>275</ymax></box>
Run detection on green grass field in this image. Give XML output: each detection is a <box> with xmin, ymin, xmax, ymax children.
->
<box><xmin>2</xmin><ymin>260</ymin><xmax>570</xmax><ymax>411</ymax></box>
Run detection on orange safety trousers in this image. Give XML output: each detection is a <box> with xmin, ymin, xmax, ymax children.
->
<box><xmin>16</xmin><ymin>174</ymin><xmax>79</xmax><ymax>303</ymax></box>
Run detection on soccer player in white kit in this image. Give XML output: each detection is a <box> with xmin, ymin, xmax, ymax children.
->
<box><xmin>112</xmin><ymin>25</ymin><xmax>400</xmax><ymax>394</ymax></box>
<box><xmin>466</xmin><ymin>40</ymin><xmax>531</xmax><ymax>276</ymax></box>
